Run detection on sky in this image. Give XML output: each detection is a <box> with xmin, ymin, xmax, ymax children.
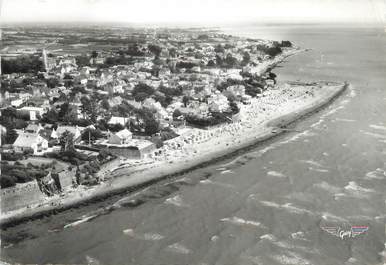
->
<box><xmin>1</xmin><ymin>0</ymin><xmax>385</xmax><ymax>25</ymax></box>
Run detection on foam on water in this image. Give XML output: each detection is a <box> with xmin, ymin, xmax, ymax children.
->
<box><xmin>344</xmin><ymin>181</ymin><xmax>375</xmax><ymax>193</ymax></box>
<box><xmin>365</xmin><ymin>168</ymin><xmax>385</xmax><ymax>180</ymax></box>
<box><xmin>299</xmin><ymin>159</ymin><xmax>324</xmax><ymax>168</ymax></box>
<box><xmin>335</xmin><ymin>118</ymin><xmax>356</xmax><ymax>122</ymax></box>
<box><xmin>141</xmin><ymin>233</ymin><xmax>164</xmax><ymax>241</ymax></box>
<box><xmin>220</xmin><ymin>216</ymin><xmax>261</xmax><ymax>227</ymax></box>
<box><xmin>271</xmin><ymin>251</ymin><xmax>311</xmax><ymax>265</ymax></box>
<box><xmin>200</xmin><ymin>179</ymin><xmax>233</xmax><ymax>189</ymax></box>
<box><xmin>321</xmin><ymin>106</ymin><xmax>345</xmax><ymax>118</ymax></box>
<box><xmin>309</xmin><ymin>167</ymin><xmax>329</xmax><ymax>173</ymax></box>
<box><xmin>2</xmin><ymin>243</ymin><xmax>14</xmax><ymax>249</ymax></box>
<box><xmin>63</xmin><ymin>214</ymin><xmax>98</xmax><ymax>229</ymax></box>
<box><xmin>258</xmin><ymin>146</ymin><xmax>276</xmax><ymax>155</ymax></box>
<box><xmin>348</xmin><ymin>87</ymin><xmax>357</xmax><ymax>98</ymax></box>
<box><xmin>259</xmin><ymin>200</ymin><xmax>313</xmax><ymax>215</ymax></box>
<box><xmin>199</xmin><ymin>179</ymin><xmax>213</xmax><ymax>184</ymax></box>
<box><xmin>291</xmin><ymin>231</ymin><xmax>308</xmax><ymax>241</ymax></box>
<box><xmin>219</xmin><ymin>156</ymin><xmax>242</xmax><ymax>167</ymax></box>
<box><xmin>166</xmin><ymin>243</ymin><xmax>191</xmax><ymax>254</ymax></box>
<box><xmin>220</xmin><ymin>170</ymin><xmax>234</xmax><ymax>174</ymax></box>
<box><xmin>210</xmin><ymin>235</ymin><xmax>219</xmax><ymax>242</ymax></box>
<box><xmin>283</xmin><ymin>130</ymin><xmax>316</xmax><ymax>144</ymax></box>
<box><xmin>310</xmin><ymin>119</ymin><xmax>325</xmax><ymax>129</ymax></box>
<box><xmin>165</xmin><ymin>195</ymin><xmax>188</xmax><ymax>207</ymax></box>
<box><xmin>112</xmin><ymin>187</ymin><xmax>151</xmax><ymax>208</ymax></box>
<box><xmin>375</xmin><ymin>214</ymin><xmax>386</xmax><ymax>221</ymax></box>
<box><xmin>360</xmin><ymin>130</ymin><xmax>386</xmax><ymax>140</ymax></box>
<box><xmin>260</xmin><ymin>200</ymin><xmax>281</xmax><ymax>208</ymax></box>
<box><xmin>345</xmin><ymin>257</ymin><xmax>358</xmax><ymax>264</ymax></box>
<box><xmin>85</xmin><ymin>255</ymin><xmax>101</xmax><ymax>265</ymax></box>
<box><xmin>123</xmin><ymin>229</ymin><xmax>164</xmax><ymax>241</ymax></box>
<box><xmin>260</xmin><ymin>234</ymin><xmax>276</xmax><ymax>241</ymax></box>
<box><xmin>313</xmin><ymin>181</ymin><xmax>341</xmax><ymax>193</ymax></box>
<box><xmin>369</xmin><ymin>124</ymin><xmax>386</xmax><ymax>131</ymax></box>
<box><xmin>281</xmin><ymin>203</ymin><xmax>313</xmax><ymax>215</ymax></box>
<box><xmin>267</xmin><ymin>171</ymin><xmax>287</xmax><ymax>178</ymax></box>
<box><xmin>271</xmin><ymin>239</ymin><xmax>317</xmax><ymax>254</ymax></box>
<box><xmin>123</xmin><ymin>228</ymin><xmax>134</xmax><ymax>235</ymax></box>
<box><xmin>321</xmin><ymin>212</ymin><xmax>348</xmax><ymax>223</ymax></box>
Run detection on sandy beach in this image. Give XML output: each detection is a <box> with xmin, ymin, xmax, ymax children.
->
<box><xmin>0</xmin><ymin>50</ymin><xmax>347</xmax><ymax>227</ymax></box>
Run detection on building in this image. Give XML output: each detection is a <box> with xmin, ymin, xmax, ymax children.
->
<box><xmin>207</xmin><ymin>91</ymin><xmax>229</xmax><ymax>112</ymax></box>
<box><xmin>11</xmin><ymin>99</ymin><xmax>24</xmax><ymax>107</ymax></box>
<box><xmin>18</xmin><ymin>106</ymin><xmax>46</xmax><ymax>121</ymax></box>
<box><xmin>108</xmin><ymin>129</ymin><xmax>133</xmax><ymax>145</ymax></box>
<box><xmin>25</xmin><ymin>123</ymin><xmax>44</xmax><ymax>134</ymax></box>
<box><xmin>13</xmin><ymin>132</ymin><xmax>48</xmax><ymax>154</ymax></box>
<box><xmin>108</xmin><ymin>116</ymin><xmax>130</xmax><ymax>126</ymax></box>
<box><xmin>105</xmin><ymin>139</ymin><xmax>156</xmax><ymax>159</ymax></box>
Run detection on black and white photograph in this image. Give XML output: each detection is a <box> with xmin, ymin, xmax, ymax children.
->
<box><xmin>0</xmin><ymin>0</ymin><xmax>385</xmax><ymax>264</ymax></box>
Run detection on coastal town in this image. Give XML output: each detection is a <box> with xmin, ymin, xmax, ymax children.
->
<box><xmin>0</xmin><ymin>26</ymin><xmax>345</xmax><ymax>224</ymax></box>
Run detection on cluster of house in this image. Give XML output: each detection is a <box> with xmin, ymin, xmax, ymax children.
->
<box><xmin>1</xmin><ymin>31</ymin><xmax>282</xmax><ymax>161</ymax></box>
<box><xmin>8</xmin><ymin>122</ymin><xmax>156</xmax><ymax>159</ymax></box>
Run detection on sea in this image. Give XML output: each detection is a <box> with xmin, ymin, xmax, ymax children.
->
<box><xmin>1</xmin><ymin>24</ymin><xmax>385</xmax><ymax>265</ymax></box>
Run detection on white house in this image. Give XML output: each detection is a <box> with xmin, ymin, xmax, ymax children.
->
<box><xmin>18</xmin><ymin>106</ymin><xmax>46</xmax><ymax>121</ymax></box>
<box><xmin>207</xmin><ymin>91</ymin><xmax>229</xmax><ymax>112</ymax></box>
<box><xmin>11</xmin><ymin>99</ymin><xmax>24</xmax><ymax>107</ymax></box>
<box><xmin>13</xmin><ymin>133</ymin><xmax>48</xmax><ymax>155</ymax></box>
<box><xmin>108</xmin><ymin>128</ymin><xmax>133</xmax><ymax>145</ymax></box>
<box><xmin>108</xmin><ymin>116</ymin><xmax>130</xmax><ymax>126</ymax></box>
<box><xmin>25</xmin><ymin>123</ymin><xmax>44</xmax><ymax>134</ymax></box>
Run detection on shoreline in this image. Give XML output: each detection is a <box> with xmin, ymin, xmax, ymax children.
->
<box><xmin>0</xmin><ymin>50</ymin><xmax>347</xmax><ymax>228</ymax></box>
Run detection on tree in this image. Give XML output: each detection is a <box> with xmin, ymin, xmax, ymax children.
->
<box><xmin>229</xmin><ymin>101</ymin><xmax>239</xmax><ymax>114</ymax></box>
<box><xmin>182</xmin><ymin>95</ymin><xmax>190</xmax><ymax>107</ymax></box>
<box><xmin>46</xmin><ymin>78</ymin><xmax>60</xmax><ymax>88</ymax></box>
<box><xmin>215</xmin><ymin>54</ymin><xmax>223</xmax><ymax>67</ymax></box>
<box><xmin>75</xmin><ymin>55</ymin><xmax>90</xmax><ymax>67</ymax></box>
<box><xmin>59</xmin><ymin>131</ymin><xmax>75</xmax><ymax>151</ymax></box>
<box><xmin>132</xmin><ymin>108</ymin><xmax>160</xmax><ymax>135</ymax></box>
<box><xmin>101</xmin><ymin>99</ymin><xmax>110</xmax><ymax>110</ymax></box>
<box><xmin>42</xmin><ymin>109</ymin><xmax>59</xmax><ymax>124</ymax></box>
<box><xmin>80</xmin><ymin>96</ymin><xmax>98</xmax><ymax>122</ymax></box>
<box><xmin>81</xmin><ymin>128</ymin><xmax>103</xmax><ymax>144</ymax></box>
<box><xmin>0</xmin><ymin>175</ymin><xmax>16</xmax><ymax>188</ymax></box>
<box><xmin>127</xmin><ymin>44</ymin><xmax>145</xmax><ymax>56</ymax></box>
<box><xmin>2</xmin><ymin>128</ymin><xmax>18</xmax><ymax>144</ymax></box>
<box><xmin>132</xmin><ymin>83</ymin><xmax>155</xmax><ymax>102</ymax></box>
<box><xmin>214</xmin><ymin>44</ymin><xmax>225</xmax><ymax>53</ymax></box>
<box><xmin>173</xmin><ymin>109</ymin><xmax>183</xmax><ymax>119</ymax></box>
<box><xmin>241</xmin><ymin>52</ymin><xmax>251</xmax><ymax>66</ymax></box>
<box><xmin>108</xmin><ymin>123</ymin><xmax>124</xmax><ymax>132</ymax></box>
<box><xmin>225</xmin><ymin>53</ymin><xmax>238</xmax><ymax>68</ymax></box>
<box><xmin>207</xmin><ymin>60</ymin><xmax>215</xmax><ymax>67</ymax></box>
<box><xmin>148</xmin><ymin>44</ymin><xmax>162</xmax><ymax>57</ymax></box>
<box><xmin>280</xmin><ymin>41</ymin><xmax>292</xmax><ymax>47</ymax></box>
<box><xmin>58</xmin><ymin>102</ymin><xmax>77</xmax><ymax>123</ymax></box>
<box><xmin>265</xmin><ymin>46</ymin><xmax>282</xmax><ymax>57</ymax></box>
<box><xmin>169</xmin><ymin>47</ymin><xmax>177</xmax><ymax>57</ymax></box>
<box><xmin>91</xmin><ymin>51</ymin><xmax>98</xmax><ymax>58</ymax></box>
<box><xmin>226</xmin><ymin>93</ymin><xmax>237</xmax><ymax>102</ymax></box>
<box><xmin>1</xmin><ymin>55</ymin><xmax>43</xmax><ymax>74</ymax></box>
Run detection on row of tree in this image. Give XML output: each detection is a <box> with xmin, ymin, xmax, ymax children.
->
<box><xmin>1</xmin><ymin>55</ymin><xmax>43</xmax><ymax>74</ymax></box>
